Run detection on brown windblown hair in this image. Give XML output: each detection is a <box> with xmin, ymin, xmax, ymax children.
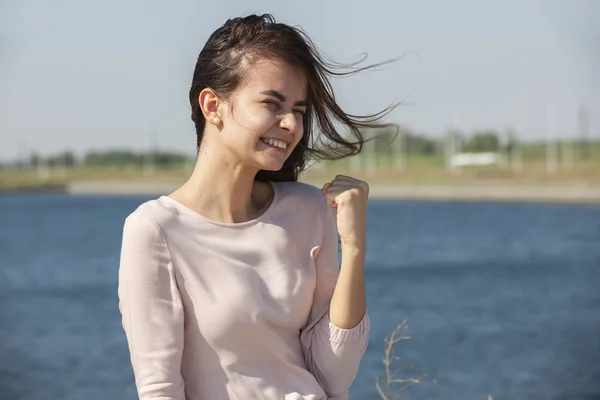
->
<box><xmin>189</xmin><ymin>14</ymin><xmax>398</xmax><ymax>182</ymax></box>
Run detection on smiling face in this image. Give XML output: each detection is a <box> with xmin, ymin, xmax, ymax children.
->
<box><xmin>209</xmin><ymin>58</ymin><xmax>308</xmax><ymax>172</ymax></box>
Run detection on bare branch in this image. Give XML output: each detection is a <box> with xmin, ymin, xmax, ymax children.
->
<box><xmin>375</xmin><ymin>378</ymin><xmax>387</xmax><ymax>400</ymax></box>
<box><xmin>374</xmin><ymin>319</ymin><xmax>431</xmax><ymax>399</ymax></box>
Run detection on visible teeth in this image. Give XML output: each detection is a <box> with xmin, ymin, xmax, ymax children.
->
<box><xmin>263</xmin><ymin>138</ymin><xmax>287</xmax><ymax>150</ymax></box>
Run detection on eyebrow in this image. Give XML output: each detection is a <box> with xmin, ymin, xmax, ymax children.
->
<box><xmin>260</xmin><ymin>90</ymin><xmax>307</xmax><ymax>107</ymax></box>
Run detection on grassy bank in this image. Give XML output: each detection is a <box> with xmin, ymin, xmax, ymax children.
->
<box><xmin>1</xmin><ymin>155</ymin><xmax>599</xmax><ymax>193</ymax></box>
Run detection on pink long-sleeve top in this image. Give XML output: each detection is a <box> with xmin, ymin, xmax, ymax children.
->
<box><xmin>117</xmin><ymin>181</ymin><xmax>370</xmax><ymax>400</ymax></box>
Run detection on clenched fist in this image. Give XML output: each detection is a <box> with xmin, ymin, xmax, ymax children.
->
<box><xmin>321</xmin><ymin>175</ymin><xmax>369</xmax><ymax>249</ymax></box>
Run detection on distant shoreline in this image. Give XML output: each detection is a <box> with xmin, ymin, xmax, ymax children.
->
<box><xmin>2</xmin><ymin>181</ymin><xmax>599</xmax><ymax>204</ymax></box>
<box><xmin>0</xmin><ymin>183</ymin><xmax>67</xmax><ymax>195</ymax></box>
<box><xmin>59</xmin><ymin>181</ymin><xmax>600</xmax><ymax>204</ymax></box>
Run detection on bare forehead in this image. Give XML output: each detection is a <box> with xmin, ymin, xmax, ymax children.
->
<box><xmin>240</xmin><ymin>58</ymin><xmax>307</xmax><ymax>99</ymax></box>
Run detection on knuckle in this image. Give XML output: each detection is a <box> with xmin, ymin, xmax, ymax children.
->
<box><xmin>348</xmin><ymin>188</ymin><xmax>361</xmax><ymax>197</ymax></box>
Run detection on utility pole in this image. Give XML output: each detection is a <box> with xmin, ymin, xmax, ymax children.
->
<box><xmin>561</xmin><ymin>111</ymin><xmax>574</xmax><ymax>171</ymax></box>
<box><xmin>506</xmin><ymin>128</ymin><xmax>522</xmax><ymax>173</ymax></box>
<box><xmin>446</xmin><ymin>114</ymin><xmax>462</xmax><ymax>174</ymax></box>
<box><xmin>143</xmin><ymin>131</ymin><xmax>157</xmax><ymax>176</ymax></box>
<box><xmin>555</xmin><ymin>110</ymin><xmax>574</xmax><ymax>171</ymax></box>
<box><xmin>392</xmin><ymin>126</ymin><xmax>405</xmax><ymax>171</ymax></box>
<box><xmin>578</xmin><ymin>102</ymin><xmax>589</xmax><ymax>160</ymax></box>
<box><xmin>545</xmin><ymin>107</ymin><xmax>558</xmax><ymax>175</ymax></box>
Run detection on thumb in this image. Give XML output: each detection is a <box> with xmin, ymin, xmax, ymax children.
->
<box><xmin>321</xmin><ymin>182</ymin><xmax>337</xmax><ymax>208</ymax></box>
<box><xmin>321</xmin><ymin>183</ymin><xmax>338</xmax><ymax>225</ymax></box>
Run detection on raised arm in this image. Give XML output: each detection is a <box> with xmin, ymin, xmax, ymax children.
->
<box><xmin>300</xmin><ymin>178</ymin><xmax>370</xmax><ymax>397</ymax></box>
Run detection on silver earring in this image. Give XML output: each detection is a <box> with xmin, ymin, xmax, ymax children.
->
<box><xmin>212</xmin><ymin>117</ymin><xmax>220</xmax><ymax>124</ymax></box>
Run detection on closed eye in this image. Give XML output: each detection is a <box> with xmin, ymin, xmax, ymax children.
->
<box><xmin>264</xmin><ymin>99</ymin><xmax>305</xmax><ymax>117</ymax></box>
<box><xmin>263</xmin><ymin>100</ymin><xmax>280</xmax><ymax>109</ymax></box>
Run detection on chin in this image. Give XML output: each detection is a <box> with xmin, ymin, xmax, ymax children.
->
<box><xmin>255</xmin><ymin>152</ymin><xmax>290</xmax><ymax>172</ymax></box>
<box><xmin>259</xmin><ymin>161</ymin><xmax>286</xmax><ymax>172</ymax></box>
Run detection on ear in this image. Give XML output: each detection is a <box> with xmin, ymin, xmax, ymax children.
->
<box><xmin>198</xmin><ymin>88</ymin><xmax>223</xmax><ymax>125</ymax></box>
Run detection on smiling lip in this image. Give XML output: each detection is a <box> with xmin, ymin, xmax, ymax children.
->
<box><xmin>260</xmin><ymin>137</ymin><xmax>289</xmax><ymax>151</ymax></box>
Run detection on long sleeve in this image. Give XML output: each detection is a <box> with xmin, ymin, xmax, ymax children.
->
<box><xmin>299</xmin><ymin>198</ymin><xmax>370</xmax><ymax>398</ymax></box>
<box><xmin>118</xmin><ymin>212</ymin><xmax>186</xmax><ymax>400</ymax></box>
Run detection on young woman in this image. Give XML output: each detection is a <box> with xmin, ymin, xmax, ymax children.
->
<box><xmin>118</xmin><ymin>14</ymin><xmax>396</xmax><ymax>400</ymax></box>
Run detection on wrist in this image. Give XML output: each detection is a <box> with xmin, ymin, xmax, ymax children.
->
<box><xmin>340</xmin><ymin>237</ymin><xmax>366</xmax><ymax>254</ymax></box>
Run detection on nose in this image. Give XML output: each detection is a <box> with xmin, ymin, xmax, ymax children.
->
<box><xmin>279</xmin><ymin>111</ymin><xmax>298</xmax><ymax>134</ymax></box>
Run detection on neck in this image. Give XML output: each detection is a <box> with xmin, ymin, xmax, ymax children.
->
<box><xmin>176</xmin><ymin>140</ymin><xmax>263</xmax><ymax>223</ymax></box>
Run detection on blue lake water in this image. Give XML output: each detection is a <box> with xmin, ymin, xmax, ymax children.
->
<box><xmin>1</xmin><ymin>194</ymin><xmax>599</xmax><ymax>400</ymax></box>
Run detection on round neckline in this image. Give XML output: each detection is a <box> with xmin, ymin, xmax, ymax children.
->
<box><xmin>159</xmin><ymin>181</ymin><xmax>279</xmax><ymax>228</ymax></box>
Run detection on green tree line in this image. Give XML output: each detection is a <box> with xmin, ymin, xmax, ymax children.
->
<box><xmin>2</xmin><ymin>150</ymin><xmax>193</xmax><ymax>170</ymax></box>
<box><xmin>1</xmin><ymin>128</ymin><xmax>598</xmax><ymax>170</ymax></box>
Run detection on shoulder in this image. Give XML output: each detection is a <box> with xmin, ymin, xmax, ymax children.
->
<box><xmin>118</xmin><ymin>200</ymin><xmax>177</xmax><ymax>282</ymax></box>
<box><xmin>121</xmin><ymin>197</ymin><xmax>180</xmax><ymax>242</ymax></box>
<box><xmin>273</xmin><ymin>181</ymin><xmax>328</xmax><ymax>214</ymax></box>
<box><xmin>274</xmin><ymin>181</ymin><xmax>325</xmax><ymax>202</ymax></box>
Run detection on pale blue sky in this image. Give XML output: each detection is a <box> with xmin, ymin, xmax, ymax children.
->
<box><xmin>0</xmin><ymin>0</ymin><xmax>598</xmax><ymax>161</ymax></box>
